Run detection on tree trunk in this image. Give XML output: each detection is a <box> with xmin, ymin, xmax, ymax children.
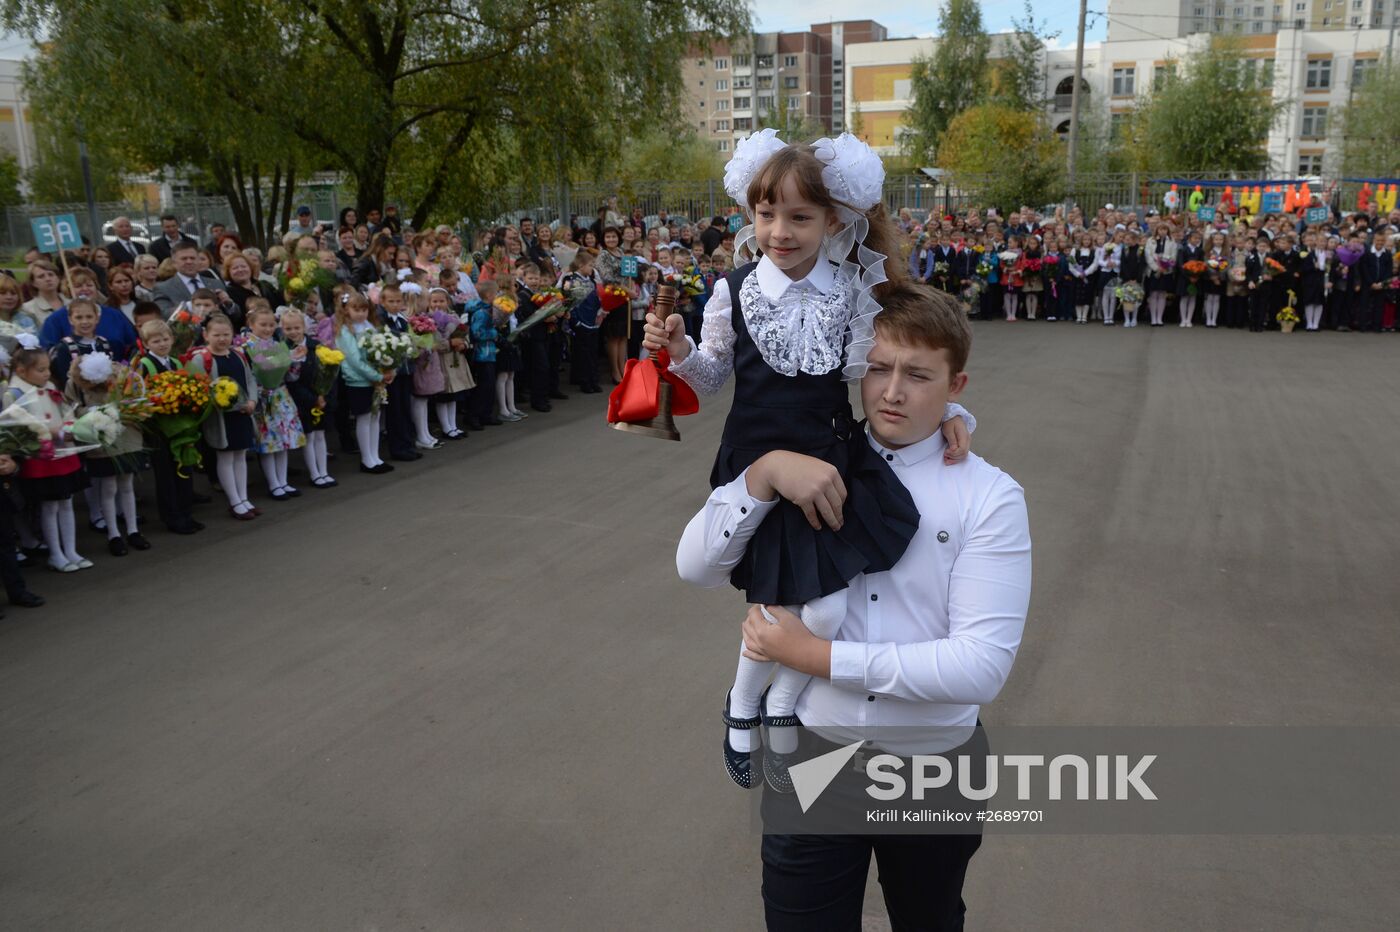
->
<box><xmin>408</xmin><ymin>119</ymin><xmax>476</xmax><ymax>229</ymax></box>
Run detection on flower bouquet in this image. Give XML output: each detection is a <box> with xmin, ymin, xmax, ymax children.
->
<box><xmin>1182</xmin><ymin>259</ymin><xmax>1208</xmax><ymax>295</ymax></box>
<box><xmin>932</xmin><ymin>260</ymin><xmax>951</xmax><ymax>284</ymax></box>
<box><xmin>359</xmin><ymin>329</ymin><xmax>415</xmax><ymax>372</ymax></box>
<box><xmin>278</xmin><ymin>252</ymin><xmax>338</xmax><ymax>300</ymax></box>
<box><xmin>306</xmin><ymin>344</ymin><xmax>344</xmax><ymax>426</ymax></box>
<box><xmin>511</xmin><ymin>290</ymin><xmax>567</xmax><ymax>342</ymax></box>
<box><xmin>974</xmin><ymin>260</ymin><xmax>992</xmax><ymax>279</ymax></box>
<box><xmin>244</xmin><ymin>337</ymin><xmax>293</xmax><ymax>391</ymax></box>
<box><xmin>1276</xmin><ymin>289</ymin><xmax>1299</xmax><ymax>332</ymax></box>
<box><xmin>145</xmin><ymin>369</ymin><xmax>213</xmax><ymax>475</ymax></box>
<box><xmin>597</xmin><ymin>283</ymin><xmax>630</xmax><ymax>312</ymax></box>
<box><xmin>1114</xmin><ymin>281</ymin><xmax>1146</xmax><ymax>309</ymax></box>
<box><xmin>0</xmin><ymin>402</ymin><xmax>54</xmax><ymax>458</ymax></box>
<box><xmin>71</xmin><ymin>403</ymin><xmax>142</xmax><ymax>457</ymax></box>
<box><xmin>407</xmin><ymin>314</ymin><xmax>440</xmax><ymax>355</ymax></box>
<box><xmin>959</xmin><ymin>278</ymin><xmax>985</xmax><ymax>316</ymax></box>
<box><xmin>1262</xmin><ymin>257</ymin><xmax>1287</xmax><ymax>281</ymax></box>
<box><xmin>211</xmin><ymin>376</ymin><xmax>243</xmax><ymax>410</ymax></box>
<box><xmin>1154</xmin><ymin>257</ymin><xmax>1176</xmax><ymax>277</ymax></box>
<box><xmin>168</xmin><ymin>306</ymin><xmax>202</xmax><ymax>358</ymax></box>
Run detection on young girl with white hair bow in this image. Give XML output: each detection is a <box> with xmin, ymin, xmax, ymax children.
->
<box><xmin>644</xmin><ymin>130</ymin><xmax>977</xmax><ymax>793</ymax></box>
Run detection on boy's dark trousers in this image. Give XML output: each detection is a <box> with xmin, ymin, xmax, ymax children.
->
<box><xmin>0</xmin><ymin>486</ymin><xmax>28</xmax><ymax>600</ymax></box>
<box><xmin>384</xmin><ymin>375</ymin><xmax>415</xmax><ymax>457</ymax></box>
<box><xmin>151</xmin><ymin>437</ymin><xmax>195</xmax><ymax>531</ymax></box>
<box><xmin>470</xmin><ymin>360</ymin><xmax>497</xmax><ymax>421</ymax></box>
<box><xmin>546</xmin><ymin>329</ymin><xmax>565</xmax><ymax>396</ymax></box>
<box><xmin>525</xmin><ymin>338</ymin><xmax>551</xmax><ymax>407</ymax></box>
<box><xmin>571</xmin><ymin>327</ymin><xmax>600</xmax><ymax>391</ymax></box>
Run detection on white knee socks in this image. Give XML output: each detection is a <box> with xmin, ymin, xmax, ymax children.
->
<box><xmin>1305</xmin><ymin>303</ymin><xmax>1323</xmax><ymax>330</ymax></box>
<box><xmin>1204</xmin><ymin>294</ymin><xmax>1221</xmax><ymax>327</ymax></box>
<box><xmin>356</xmin><ymin>414</ymin><xmax>381</xmax><ymax>467</ymax></box>
<box><xmin>411</xmin><ymin>397</ymin><xmax>434</xmax><ymax>444</ymax></box>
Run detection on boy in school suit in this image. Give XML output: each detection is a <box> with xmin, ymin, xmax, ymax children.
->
<box><xmin>1359</xmin><ymin>235</ymin><xmax>1394</xmax><ymax>333</ymax></box>
<box><xmin>376</xmin><ymin>288</ymin><xmax>421</xmax><ymax>461</ymax></box>
<box><xmin>514</xmin><ymin>260</ymin><xmax>553</xmax><ymax>413</ymax></box>
<box><xmin>136</xmin><ymin>320</ymin><xmax>204</xmax><ymax>534</ymax></box>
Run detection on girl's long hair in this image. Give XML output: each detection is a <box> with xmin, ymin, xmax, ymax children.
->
<box><xmin>744</xmin><ymin>144</ymin><xmax>905</xmax><ymax>304</ymax></box>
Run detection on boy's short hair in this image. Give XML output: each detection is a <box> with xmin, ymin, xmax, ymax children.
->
<box><xmin>476</xmin><ymin>278</ymin><xmax>499</xmax><ymax>298</ymax></box>
<box><xmin>246</xmin><ymin>297</ymin><xmax>273</xmax><ymax>317</ymax></box>
<box><xmin>132</xmin><ymin>300</ymin><xmax>162</xmax><ymax>322</ymax></box>
<box><xmin>140</xmin><ymin>319</ymin><xmax>172</xmax><ymax>340</ymax></box>
<box><xmin>872</xmin><ymin>282</ymin><xmax>972</xmax><ymax>375</ymax></box>
<box><xmin>191</xmin><ymin>288</ymin><xmax>218</xmax><ymax>304</ymax></box>
<box><xmin>515</xmin><ymin>259</ymin><xmax>540</xmax><ymax>275</ymax></box>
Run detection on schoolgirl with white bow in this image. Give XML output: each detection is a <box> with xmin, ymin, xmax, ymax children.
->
<box><xmin>643</xmin><ymin>130</ymin><xmax>975</xmax><ymax>793</ymax></box>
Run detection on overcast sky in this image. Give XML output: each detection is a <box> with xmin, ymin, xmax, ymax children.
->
<box><xmin>754</xmin><ymin>0</ymin><xmax>1108</xmax><ymax>48</ymax></box>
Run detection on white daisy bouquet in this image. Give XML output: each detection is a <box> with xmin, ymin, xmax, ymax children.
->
<box><xmin>358</xmin><ymin>329</ymin><xmax>415</xmax><ymax>372</ymax></box>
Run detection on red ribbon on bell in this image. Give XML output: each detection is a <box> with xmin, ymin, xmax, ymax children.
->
<box><xmin>606</xmin><ymin>350</ymin><xmax>699</xmax><ymax>424</ymax></box>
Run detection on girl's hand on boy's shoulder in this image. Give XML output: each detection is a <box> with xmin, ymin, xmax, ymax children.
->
<box><xmin>942</xmin><ymin>416</ymin><xmax>970</xmax><ymax>465</ymax></box>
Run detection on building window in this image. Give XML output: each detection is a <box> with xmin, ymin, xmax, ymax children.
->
<box><xmin>1252</xmin><ymin>19</ymin><xmax>1264</xmax><ymax>29</ymax></box>
<box><xmin>732</xmin><ymin>96</ymin><xmax>749</xmax><ymax>109</ymax></box>
<box><xmin>1110</xmin><ymin>112</ymin><xmax>1128</xmax><ymax>138</ymax></box>
<box><xmin>756</xmin><ymin>55</ymin><xmax>773</xmax><ymax>69</ymax></box>
<box><xmin>717</xmin><ymin>140</ymin><xmax>729</xmax><ymax>152</ymax></box>
<box><xmin>833</xmin><ymin>58</ymin><xmax>842</xmax><ymax>67</ymax></box>
<box><xmin>783</xmin><ymin>55</ymin><xmax>798</xmax><ymax>67</ymax></box>
<box><xmin>734</xmin><ymin>117</ymin><xmax>753</xmax><ymax>130</ymax></box>
<box><xmin>757</xmin><ymin>75</ymin><xmax>773</xmax><ymax>89</ymax></box>
<box><xmin>698</xmin><ymin>79</ymin><xmax>704</xmax><ymax>86</ymax></box>
<box><xmin>1112</xmin><ymin>66</ymin><xmax>1136</xmax><ymax>96</ymax></box>
<box><xmin>1295</xmin><ymin>2</ymin><xmax>1305</xmax><ymax>8</ymax></box>
<box><xmin>698</xmin><ymin>100</ymin><xmax>705</xmax><ymax>108</ymax></box>
<box><xmin>1261</xmin><ymin>58</ymin><xmax>1275</xmax><ymax>85</ymax></box>
<box><xmin>715</xmin><ymin>99</ymin><xmax>729</xmax><ymax>111</ymax></box>
<box><xmin>734</xmin><ymin>54</ymin><xmax>750</xmax><ymax>67</ymax></box>
<box><xmin>714</xmin><ymin>58</ymin><xmax>728</xmax><ymax>70</ymax></box>
<box><xmin>1254</xmin><ymin>4</ymin><xmax>1264</xmax><ymax>12</ymax></box>
<box><xmin>1234</xmin><ymin>5</ymin><xmax>1243</xmax><ymax>13</ymax></box>
<box><xmin>715</xmin><ymin>79</ymin><xmax>728</xmax><ymax>91</ymax></box>
<box><xmin>714</xmin><ymin>119</ymin><xmax>729</xmax><ymax>132</ymax></box>
<box><xmin>784</xmin><ymin>76</ymin><xmax>799</xmax><ymax>88</ymax></box>
<box><xmin>1195</xmin><ymin>4</ymin><xmax>1204</xmax><ymax>11</ymax></box>
<box><xmin>1298</xmin><ymin>153</ymin><xmax>1323</xmax><ymax>174</ymax></box>
<box><xmin>734</xmin><ymin>76</ymin><xmax>752</xmax><ymax>89</ymax></box>
<box><xmin>1352</xmin><ymin>0</ymin><xmax>1361</xmax><ymax>7</ymax></box>
<box><xmin>1351</xmin><ymin>14</ymin><xmax>1360</xmax><ymax>22</ymax></box>
<box><xmin>1153</xmin><ymin>63</ymin><xmax>1176</xmax><ymax>90</ymax></box>
<box><xmin>1353</xmin><ymin>57</ymin><xmax>1377</xmax><ymax>87</ymax></box>
<box><xmin>756</xmin><ymin>95</ymin><xmax>774</xmax><ymax>111</ymax></box>
<box><xmin>1305</xmin><ymin>58</ymin><xmax>1332</xmax><ymax>89</ymax></box>
<box><xmin>788</xmin><ymin>96</ymin><xmax>802</xmax><ymax>110</ymax></box>
<box><xmin>1300</xmin><ymin>106</ymin><xmax>1327</xmax><ymax>137</ymax></box>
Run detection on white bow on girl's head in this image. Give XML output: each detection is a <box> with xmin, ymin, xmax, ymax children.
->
<box><xmin>15</xmin><ymin>333</ymin><xmax>39</xmax><ymax>350</ymax></box>
<box><xmin>76</xmin><ymin>352</ymin><xmax>115</xmax><ymax>384</ymax></box>
<box><xmin>723</xmin><ymin>128</ymin><xmax>787</xmax><ymax>211</ymax></box>
<box><xmin>812</xmin><ymin>134</ymin><xmax>886</xmax><ymax>224</ymax></box>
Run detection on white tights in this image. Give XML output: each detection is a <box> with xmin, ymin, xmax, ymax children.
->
<box><xmin>40</xmin><ymin>498</ymin><xmax>82</xmax><ymax>568</ymax></box>
<box><xmin>1204</xmin><ymin>294</ymin><xmax>1221</xmax><ymax>327</ymax></box>
<box><xmin>259</xmin><ymin>450</ymin><xmax>291</xmax><ymax>494</ymax></box>
<box><xmin>1305</xmin><ymin>303</ymin><xmax>1324</xmax><ymax>330</ymax></box>
<box><xmin>1024</xmin><ymin>293</ymin><xmax>1038</xmax><ymax>320</ymax></box>
<box><xmin>727</xmin><ymin>589</ymin><xmax>848</xmax><ymax>754</ymax></box>
<box><xmin>1075</xmin><ymin>304</ymin><xmax>1089</xmax><ymax>323</ymax></box>
<box><xmin>216</xmin><ymin>450</ymin><xmax>252</xmax><ymax>513</ymax></box>
<box><xmin>411</xmin><ymin>397</ymin><xmax>435</xmax><ymax>445</ymax></box>
<box><xmin>436</xmin><ymin>400</ymin><xmax>458</xmax><ymax>435</ymax></box>
<box><xmin>495</xmin><ymin>372</ymin><xmax>520</xmax><ymax>416</ymax></box>
<box><xmin>1149</xmin><ymin>292</ymin><xmax>1168</xmax><ymax>325</ymax></box>
<box><xmin>355</xmin><ymin>412</ymin><xmax>382</xmax><ymax>468</ymax></box>
<box><xmin>96</xmin><ymin>474</ymin><xmax>137</xmax><ymax>540</ymax></box>
<box><xmin>302</xmin><ymin>430</ymin><xmax>330</xmax><ymax>481</ymax></box>
<box><xmin>1100</xmin><ymin>289</ymin><xmax>1117</xmax><ymax>324</ymax></box>
<box><xmin>1124</xmin><ymin>304</ymin><xmax>1139</xmax><ymax>327</ymax></box>
<box><xmin>1179</xmin><ymin>295</ymin><xmax>1197</xmax><ymax>327</ymax></box>
<box><xmin>1003</xmin><ymin>291</ymin><xmax>1018</xmax><ymax>320</ymax></box>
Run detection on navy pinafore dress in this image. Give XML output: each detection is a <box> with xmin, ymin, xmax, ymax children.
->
<box><xmin>710</xmin><ymin>263</ymin><xmax>919</xmax><ymax>606</ymax></box>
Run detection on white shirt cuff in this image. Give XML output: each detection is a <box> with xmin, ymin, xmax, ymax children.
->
<box><xmin>828</xmin><ymin>640</ymin><xmax>867</xmax><ymax>687</ymax></box>
<box><xmin>702</xmin><ymin>468</ymin><xmax>778</xmax><ymax>564</ymax></box>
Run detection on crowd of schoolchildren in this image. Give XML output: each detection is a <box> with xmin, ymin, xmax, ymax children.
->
<box><xmin>900</xmin><ymin>199</ymin><xmax>1400</xmax><ymax>331</ymax></box>
<box><xmin>0</xmin><ymin>203</ymin><xmax>746</xmax><ymax>618</ymax></box>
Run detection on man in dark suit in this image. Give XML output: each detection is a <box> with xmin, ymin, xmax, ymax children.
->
<box><xmin>1359</xmin><ymin>234</ymin><xmax>1394</xmax><ymax>332</ymax></box>
<box><xmin>152</xmin><ymin>241</ymin><xmax>227</xmax><ymax>316</ymax></box>
<box><xmin>149</xmin><ymin>214</ymin><xmax>196</xmax><ymax>262</ymax></box>
<box><xmin>106</xmin><ymin>216</ymin><xmax>146</xmax><ymax>266</ymax></box>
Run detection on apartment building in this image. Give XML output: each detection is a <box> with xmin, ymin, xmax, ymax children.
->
<box><xmin>1107</xmin><ymin>0</ymin><xmax>1400</xmax><ymax>39</ymax></box>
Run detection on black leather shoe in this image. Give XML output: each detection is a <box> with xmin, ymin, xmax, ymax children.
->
<box><xmin>127</xmin><ymin>533</ymin><xmax>152</xmax><ymax>551</ymax></box>
<box><xmin>722</xmin><ymin>691</ymin><xmax>763</xmax><ymax>790</ymax></box>
<box><xmin>759</xmin><ymin>687</ymin><xmax>801</xmax><ymax>795</ymax></box>
<box><xmin>168</xmin><ymin>523</ymin><xmax>199</xmax><ymax>535</ymax></box>
<box><xmin>9</xmin><ymin>590</ymin><xmax>44</xmax><ymax>608</ymax></box>
<box><xmin>391</xmin><ymin>452</ymin><xmax>423</xmax><ymax>461</ymax></box>
<box><xmin>483</xmin><ymin>416</ymin><xmax>503</xmax><ymax>426</ymax></box>
<box><xmin>269</xmin><ymin>490</ymin><xmax>289</xmax><ymax>501</ymax></box>
<box><xmin>464</xmin><ymin>418</ymin><xmax>484</xmax><ymax>431</ymax></box>
<box><xmin>107</xmin><ymin>537</ymin><xmax>128</xmax><ymax>557</ymax></box>
<box><xmin>549</xmin><ymin>391</ymin><xmax>568</xmax><ymax>400</ymax></box>
<box><xmin>190</xmin><ymin>520</ymin><xmax>206</xmax><ymax>531</ymax></box>
<box><xmin>531</xmin><ymin>403</ymin><xmax>552</xmax><ymax>413</ymax></box>
<box><xmin>360</xmin><ymin>463</ymin><xmax>395</xmax><ymax>474</ymax></box>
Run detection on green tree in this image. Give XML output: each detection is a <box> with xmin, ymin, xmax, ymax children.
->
<box><xmin>0</xmin><ymin>151</ymin><xmax>22</xmax><ymax>209</ymax></box>
<box><xmin>1125</xmin><ymin>37</ymin><xmax>1289</xmax><ymax>173</ymax></box>
<box><xmin>7</xmin><ymin>0</ymin><xmax>749</xmax><ymax>234</ymax></box>
<box><xmin>21</xmin><ymin>114</ymin><xmax>127</xmax><ymax>204</ymax></box>
<box><xmin>1332</xmin><ymin>61</ymin><xmax>1400</xmax><ymax>178</ymax></box>
<box><xmin>903</xmin><ymin>0</ymin><xmax>990</xmax><ymax>164</ymax></box>
<box><xmin>760</xmin><ymin>86</ymin><xmax>827</xmax><ymax>143</ymax></box>
<box><xmin>937</xmin><ymin>103</ymin><xmax>1062</xmax><ymax>212</ymax></box>
<box><xmin>987</xmin><ymin>1</ymin><xmax>1058</xmax><ymax>111</ymax></box>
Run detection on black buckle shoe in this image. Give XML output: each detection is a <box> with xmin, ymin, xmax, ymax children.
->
<box><xmin>760</xmin><ymin>687</ymin><xmax>801</xmax><ymax>794</ymax></box>
<box><xmin>722</xmin><ymin>691</ymin><xmax>762</xmax><ymax>789</ymax></box>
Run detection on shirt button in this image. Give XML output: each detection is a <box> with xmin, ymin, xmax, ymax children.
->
<box><xmin>885</xmin><ymin>453</ymin><xmax>893</xmax><ymax>461</ymax></box>
<box><xmin>867</xmin><ymin>695</ymin><xmax>875</xmax><ymax>702</ymax></box>
<box><xmin>870</xmin><ymin>593</ymin><xmax>878</xmax><ymax>601</ymax></box>
<box><xmin>740</xmin><ymin>506</ymin><xmax>747</xmax><ymax>514</ymax></box>
<box><xmin>723</xmin><ymin>531</ymin><xmax>730</xmax><ymax>538</ymax></box>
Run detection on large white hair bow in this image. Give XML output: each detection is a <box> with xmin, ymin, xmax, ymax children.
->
<box><xmin>812</xmin><ymin>134</ymin><xmax>889</xmax><ymax>380</ymax></box>
<box><xmin>723</xmin><ymin>127</ymin><xmax>787</xmax><ymax>211</ymax></box>
<box><xmin>76</xmin><ymin>352</ymin><xmax>115</xmax><ymax>384</ymax></box>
